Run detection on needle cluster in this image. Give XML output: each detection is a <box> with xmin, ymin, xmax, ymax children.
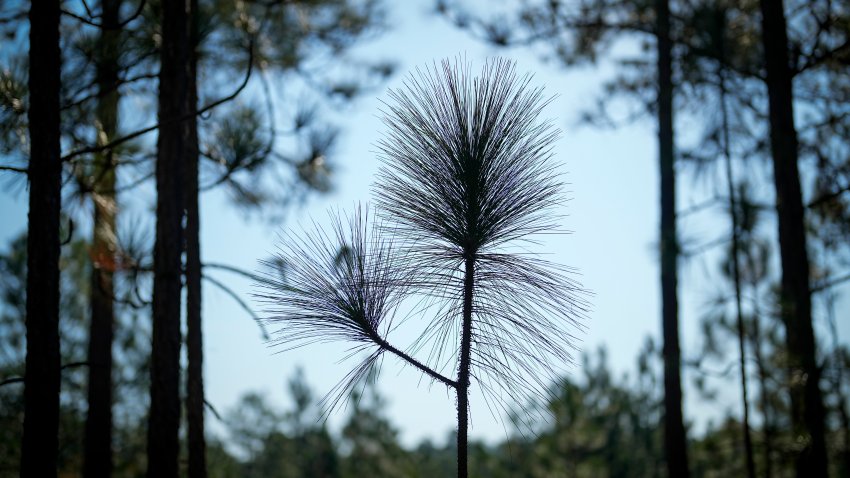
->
<box><xmin>375</xmin><ymin>58</ymin><xmax>587</xmax><ymax>414</ymax></box>
<box><xmin>256</xmin><ymin>208</ymin><xmax>412</xmax><ymax>408</ymax></box>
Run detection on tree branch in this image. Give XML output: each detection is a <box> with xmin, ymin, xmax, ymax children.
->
<box><xmin>202</xmin><ymin>274</ymin><xmax>270</xmax><ymax>340</ymax></box>
<box><xmin>796</xmin><ymin>38</ymin><xmax>850</xmax><ymax>75</ymax></box>
<box><xmin>1</xmin><ymin>361</ymin><xmax>90</xmax><ymax>388</ymax></box>
<box><xmin>0</xmin><ymin>165</ymin><xmax>27</xmax><ymax>174</ymax></box>
<box><xmin>61</xmin><ymin>0</ymin><xmax>147</xmax><ymax>30</ymax></box>
<box><xmin>203</xmin><ymin>262</ymin><xmax>271</xmax><ymax>285</ymax></box>
<box><xmin>61</xmin><ymin>38</ymin><xmax>255</xmax><ymax>163</ymax></box>
<box><xmin>812</xmin><ymin>272</ymin><xmax>850</xmax><ymax>294</ymax></box>
<box><xmin>61</xmin><ymin>72</ymin><xmax>158</xmax><ymax>111</ymax></box>
<box><xmin>374</xmin><ymin>337</ymin><xmax>457</xmax><ymax>388</ymax></box>
<box><xmin>808</xmin><ymin>184</ymin><xmax>850</xmax><ymax>209</ymax></box>
<box><xmin>204</xmin><ymin>399</ymin><xmax>223</xmax><ymax>421</ymax></box>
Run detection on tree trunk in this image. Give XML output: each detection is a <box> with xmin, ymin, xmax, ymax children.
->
<box><xmin>186</xmin><ymin>0</ymin><xmax>207</xmax><ymax>475</ymax></box>
<box><xmin>750</xmin><ymin>300</ymin><xmax>775</xmax><ymax>478</ymax></box>
<box><xmin>757</xmin><ymin>2</ymin><xmax>828</xmax><ymax>477</ymax></box>
<box><xmin>656</xmin><ymin>0</ymin><xmax>689</xmax><ymax>476</ymax></box>
<box><xmin>147</xmin><ymin>0</ymin><xmax>190</xmax><ymax>475</ymax></box>
<box><xmin>83</xmin><ymin>1</ymin><xmax>122</xmax><ymax>476</ymax></box>
<box><xmin>716</xmin><ymin>26</ymin><xmax>756</xmax><ymax>478</ymax></box>
<box><xmin>21</xmin><ymin>0</ymin><xmax>62</xmax><ymax>476</ymax></box>
<box><xmin>456</xmin><ymin>255</ymin><xmax>474</xmax><ymax>478</ymax></box>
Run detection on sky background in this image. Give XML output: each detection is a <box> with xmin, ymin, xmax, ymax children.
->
<box><xmin>1</xmin><ymin>1</ymin><xmax>848</xmax><ymax>448</ymax></box>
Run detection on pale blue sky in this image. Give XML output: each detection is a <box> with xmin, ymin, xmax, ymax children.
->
<box><xmin>1</xmin><ymin>1</ymin><xmax>847</xmax><ymax>448</ymax></box>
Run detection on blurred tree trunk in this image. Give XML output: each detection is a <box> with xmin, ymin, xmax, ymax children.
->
<box><xmin>147</xmin><ymin>0</ymin><xmax>190</xmax><ymax>475</ymax></box>
<box><xmin>715</xmin><ymin>13</ymin><xmax>756</xmax><ymax>477</ymax></box>
<box><xmin>83</xmin><ymin>1</ymin><xmax>123</xmax><ymax>476</ymax></box>
<box><xmin>186</xmin><ymin>0</ymin><xmax>207</xmax><ymax>476</ymax></box>
<box><xmin>757</xmin><ymin>2</ymin><xmax>828</xmax><ymax>477</ymax></box>
<box><xmin>21</xmin><ymin>0</ymin><xmax>62</xmax><ymax>476</ymax></box>
<box><xmin>750</xmin><ymin>300</ymin><xmax>775</xmax><ymax>478</ymax></box>
<box><xmin>656</xmin><ymin>0</ymin><xmax>689</xmax><ymax>476</ymax></box>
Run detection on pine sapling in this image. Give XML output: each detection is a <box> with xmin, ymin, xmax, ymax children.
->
<box><xmin>257</xmin><ymin>58</ymin><xmax>588</xmax><ymax>478</ymax></box>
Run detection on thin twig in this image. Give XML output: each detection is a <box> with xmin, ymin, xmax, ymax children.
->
<box><xmin>203</xmin><ymin>262</ymin><xmax>271</xmax><ymax>284</ymax></box>
<box><xmin>204</xmin><ymin>399</ymin><xmax>223</xmax><ymax>421</ymax></box>
<box><xmin>812</xmin><ymin>272</ymin><xmax>850</xmax><ymax>294</ymax></box>
<box><xmin>0</xmin><ymin>361</ymin><xmax>90</xmax><ymax>388</ymax></box>
<box><xmin>61</xmin><ymin>0</ymin><xmax>147</xmax><ymax>29</ymax></box>
<box><xmin>203</xmin><ymin>274</ymin><xmax>269</xmax><ymax>340</ymax></box>
<box><xmin>0</xmin><ymin>165</ymin><xmax>27</xmax><ymax>173</ymax></box>
<box><xmin>808</xmin><ymin>184</ymin><xmax>850</xmax><ymax>209</ymax></box>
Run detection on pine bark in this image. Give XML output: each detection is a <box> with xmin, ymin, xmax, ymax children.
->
<box><xmin>83</xmin><ymin>1</ymin><xmax>122</xmax><ymax>475</ymax></box>
<box><xmin>758</xmin><ymin>1</ymin><xmax>828</xmax><ymax>476</ymax></box>
<box><xmin>656</xmin><ymin>0</ymin><xmax>689</xmax><ymax>476</ymax></box>
<box><xmin>21</xmin><ymin>0</ymin><xmax>62</xmax><ymax>476</ymax></box>
<box><xmin>186</xmin><ymin>0</ymin><xmax>208</xmax><ymax>475</ymax></box>
<box><xmin>147</xmin><ymin>0</ymin><xmax>190</xmax><ymax>475</ymax></box>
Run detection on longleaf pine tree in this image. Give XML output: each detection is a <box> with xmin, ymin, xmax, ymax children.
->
<box><xmin>258</xmin><ymin>58</ymin><xmax>587</xmax><ymax>478</ymax></box>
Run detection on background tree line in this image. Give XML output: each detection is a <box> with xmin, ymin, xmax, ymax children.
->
<box><xmin>1</xmin><ymin>0</ymin><xmax>849</xmax><ymax>476</ymax></box>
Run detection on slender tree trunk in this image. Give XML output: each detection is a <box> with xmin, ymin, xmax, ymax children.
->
<box><xmin>147</xmin><ymin>0</ymin><xmax>190</xmax><ymax>475</ymax></box>
<box><xmin>716</xmin><ymin>28</ymin><xmax>756</xmax><ymax>478</ymax></box>
<box><xmin>84</xmin><ymin>1</ymin><xmax>123</xmax><ymax>475</ymax></box>
<box><xmin>749</xmin><ymin>298</ymin><xmax>774</xmax><ymax>478</ymax></box>
<box><xmin>825</xmin><ymin>293</ymin><xmax>850</xmax><ymax>477</ymax></box>
<box><xmin>758</xmin><ymin>2</ymin><xmax>828</xmax><ymax>476</ymax></box>
<box><xmin>457</xmin><ymin>255</ymin><xmax>474</xmax><ymax>478</ymax></box>
<box><xmin>20</xmin><ymin>1</ymin><xmax>62</xmax><ymax>476</ymax></box>
<box><xmin>721</xmin><ymin>86</ymin><xmax>757</xmax><ymax>478</ymax></box>
<box><xmin>656</xmin><ymin>0</ymin><xmax>689</xmax><ymax>476</ymax></box>
<box><xmin>186</xmin><ymin>0</ymin><xmax>207</xmax><ymax>475</ymax></box>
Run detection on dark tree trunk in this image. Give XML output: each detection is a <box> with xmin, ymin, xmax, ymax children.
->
<box><xmin>83</xmin><ymin>1</ymin><xmax>122</xmax><ymax>476</ymax></box>
<box><xmin>456</xmin><ymin>255</ymin><xmax>474</xmax><ymax>478</ymax></box>
<box><xmin>186</xmin><ymin>0</ymin><xmax>207</xmax><ymax>475</ymax></box>
<box><xmin>147</xmin><ymin>0</ymin><xmax>190</xmax><ymax>475</ymax></box>
<box><xmin>722</xmin><ymin>93</ymin><xmax>757</xmax><ymax>478</ymax></box>
<box><xmin>758</xmin><ymin>2</ymin><xmax>828</xmax><ymax>477</ymax></box>
<box><xmin>656</xmin><ymin>0</ymin><xmax>689</xmax><ymax>476</ymax></box>
<box><xmin>21</xmin><ymin>0</ymin><xmax>62</xmax><ymax>476</ymax></box>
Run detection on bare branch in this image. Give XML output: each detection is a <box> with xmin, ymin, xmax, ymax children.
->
<box><xmin>61</xmin><ymin>0</ymin><xmax>147</xmax><ymax>30</ymax></box>
<box><xmin>204</xmin><ymin>399</ymin><xmax>223</xmax><ymax>421</ymax></box>
<box><xmin>0</xmin><ymin>165</ymin><xmax>27</xmax><ymax>174</ymax></box>
<box><xmin>203</xmin><ymin>274</ymin><xmax>269</xmax><ymax>340</ymax></box>
<box><xmin>375</xmin><ymin>337</ymin><xmax>457</xmax><ymax>388</ymax></box>
<box><xmin>808</xmin><ymin>184</ymin><xmax>850</xmax><ymax>209</ymax></box>
<box><xmin>0</xmin><ymin>361</ymin><xmax>90</xmax><ymax>388</ymax></box>
<box><xmin>203</xmin><ymin>262</ymin><xmax>271</xmax><ymax>285</ymax></box>
<box><xmin>61</xmin><ymin>38</ymin><xmax>255</xmax><ymax>163</ymax></box>
<box><xmin>812</xmin><ymin>272</ymin><xmax>850</xmax><ymax>294</ymax></box>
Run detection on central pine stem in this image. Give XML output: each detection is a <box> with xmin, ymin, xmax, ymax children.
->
<box><xmin>457</xmin><ymin>254</ymin><xmax>474</xmax><ymax>478</ymax></box>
